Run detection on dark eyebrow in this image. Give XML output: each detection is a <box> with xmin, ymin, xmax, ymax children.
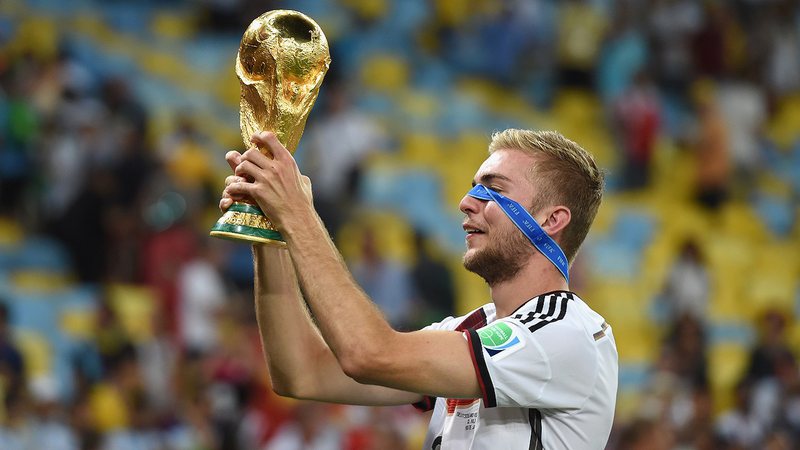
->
<box><xmin>472</xmin><ymin>173</ymin><xmax>512</xmax><ymax>187</ymax></box>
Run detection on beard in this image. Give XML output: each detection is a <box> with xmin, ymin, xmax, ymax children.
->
<box><xmin>463</xmin><ymin>225</ymin><xmax>531</xmax><ymax>286</ymax></box>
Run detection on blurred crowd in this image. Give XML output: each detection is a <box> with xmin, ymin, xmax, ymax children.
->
<box><xmin>0</xmin><ymin>0</ymin><xmax>799</xmax><ymax>449</ymax></box>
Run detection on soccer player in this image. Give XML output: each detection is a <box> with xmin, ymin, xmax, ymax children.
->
<box><xmin>220</xmin><ymin>128</ymin><xmax>618</xmax><ymax>449</ymax></box>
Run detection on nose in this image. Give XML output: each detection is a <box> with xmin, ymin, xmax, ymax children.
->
<box><xmin>459</xmin><ymin>193</ymin><xmax>483</xmax><ymax>215</ymax></box>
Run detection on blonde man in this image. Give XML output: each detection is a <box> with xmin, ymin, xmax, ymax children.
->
<box><xmin>221</xmin><ymin>129</ymin><xmax>617</xmax><ymax>449</ymax></box>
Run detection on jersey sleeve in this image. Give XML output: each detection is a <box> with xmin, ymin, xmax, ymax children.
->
<box><xmin>464</xmin><ymin>317</ymin><xmax>597</xmax><ymax>409</ymax></box>
<box><xmin>410</xmin><ymin>315</ymin><xmax>457</xmax><ymax>412</ymax></box>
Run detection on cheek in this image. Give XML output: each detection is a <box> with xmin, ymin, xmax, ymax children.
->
<box><xmin>484</xmin><ymin>202</ymin><xmax>506</xmax><ymax>225</ymax></box>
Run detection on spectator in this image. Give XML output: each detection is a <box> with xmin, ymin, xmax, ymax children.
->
<box><xmin>648</xmin><ymin>0</ymin><xmax>702</xmax><ymax>97</ymax></box>
<box><xmin>660</xmin><ymin>238</ymin><xmax>710</xmax><ymax>321</ymax></box>
<box><xmin>351</xmin><ymin>227</ymin><xmax>415</xmax><ymax>329</ymax></box>
<box><xmin>716</xmin><ymin>67</ymin><xmax>768</xmax><ymax>194</ymax></box>
<box><xmin>556</xmin><ymin>0</ymin><xmax>608</xmax><ymax>88</ymax></box>
<box><xmin>177</xmin><ymin>238</ymin><xmax>227</xmax><ymax>356</ymax></box>
<box><xmin>0</xmin><ymin>302</ymin><xmax>25</xmax><ymax>394</ymax></box>
<box><xmin>691</xmin><ymin>79</ymin><xmax>731</xmax><ymax>210</ymax></box>
<box><xmin>716</xmin><ymin>379</ymin><xmax>766</xmax><ymax>448</ymax></box>
<box><xmin>613</xmin><ymin>69</ymin><xmax>661</xmax><ymax>190</ymax></box>
<box><xmin>617</xmin><ymin>418</ymin><xmax>675</xmax><ymax>450</ymax></box>
<box><xmin>301</xmin><ymin>81</ymin><xmax>387</xmax><ymax>235</ymax></box>
<box><xmin>410</xmin><ymin>229</ymin><xmax>456</xmax><ymax>324</ymax></box>
<box><xmin>27</xmin><ymin>375</ymin><xmax>80</xmax><ymax>450</ymax></box>
<box><xmin>596</xmin><ymin>2</ymin><xmax>648</xmax><ymax>105</ymax></box>
<box><xmin>745</xmin><ymin>309</ymin><xmax>796</xmax><ymax>383</ymax></box>
<box><xmin>264</xmin><ymin>402</ymin><xmax>341</xmax><ymax>450</ymax></box>
<box><xmin>664</xmin><ymin>313</ymin><xmax>708</xmax><ymax>387</ymax></box>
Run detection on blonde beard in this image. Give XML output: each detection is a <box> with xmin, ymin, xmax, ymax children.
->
<box><xmin>462</xmin><ymin>226</ymin><xmax>531</xmax><ymax>285</ymax></box>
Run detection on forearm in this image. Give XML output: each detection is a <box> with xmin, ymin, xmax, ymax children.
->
<box><xmin>253</xmin><ymin>244</ymin><xmax>420</xmax><ymax>405</ymax></box>
<box><xmin>252</xmin><ymin>244</ymin><xmax>331</xmax><ymax>395</ymax></box>
<box><xmin>282</xmin><ymin>211</ymin><xmax>397</xmax><ymax>377</ymax></box>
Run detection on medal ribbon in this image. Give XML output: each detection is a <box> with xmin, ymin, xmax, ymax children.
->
<box><xmin>467</xmin><ymin>184</ymin><xmax>570</xmax><ymax>283</ymax></box>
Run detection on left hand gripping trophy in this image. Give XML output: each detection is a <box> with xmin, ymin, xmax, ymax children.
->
<box><xmin>210</xmin><ymin>10</ymin><xmax>330</xmax><ymax>245</ymax></box>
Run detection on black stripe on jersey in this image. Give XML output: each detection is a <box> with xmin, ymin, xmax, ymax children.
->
<box><xmin>512</xmin><ymin>292</ymin><xmax>573</xmax><ymax>334</ymax></box>
<box><xmin>528</xmin><ymin>409</ymin><xmax>544</xmax><ymax>450</ymax></box>
<box><xmin>467</xmin><ymin>329</ymin><xmax>497</xmax><ymax>407</ymax></box>
<box><xmin>528</xmin><ymin>294</ymin><xmax>570</xmax><ymax>333</ymax></box>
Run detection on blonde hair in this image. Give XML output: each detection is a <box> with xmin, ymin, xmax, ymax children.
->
<box><xmin>488</xmin><ymin>129</ymin><xmax>604</xmax><ymax>262</ymax></box>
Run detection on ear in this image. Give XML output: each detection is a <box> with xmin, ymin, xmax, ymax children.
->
<box><xmin>538</xmin><ymin>206</ymin><xmax>571</xmax><ymax>237</ymax></box>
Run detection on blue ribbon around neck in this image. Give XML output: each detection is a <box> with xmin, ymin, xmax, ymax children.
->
<box><xmin>466</xmin><ymin>184</ymin><xmax>570</xmax><ymax>283</ymax></box>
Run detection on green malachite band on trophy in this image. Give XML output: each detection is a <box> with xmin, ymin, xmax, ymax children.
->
<box><xmin>227</xmin><ymin>202</ymin><xmax>264</xmax><ymax>215</ymax></box>
<box><xmin>210</xmin><ymin>222</ymin><xmax>284</xmax><ymax>243</ymax></box>
<box><xmin>209</xmin><ymin>201</ymin><xmax>286</xmax><ymax>246</ymax></box>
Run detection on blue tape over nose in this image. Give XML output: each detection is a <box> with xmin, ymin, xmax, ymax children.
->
<box><xmin>467</xmin><ymin>184</ymin><xmax>570</xmax><ymax>283</ymax></box>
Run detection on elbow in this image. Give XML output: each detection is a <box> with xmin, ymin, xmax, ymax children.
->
<box><xmin>269</xmin><ymin>375</ymin><xmax>299</xmax><ymax>399</ymax></box>
<box><xmin>339</xmin><ymin>354</ymin><xmax>370</xmax><ymax>383</ymax></box>
<box><xmin>338</xmin><ymin>341</ymin><xmax>390</xmax><ymax>385</ymax></box>
<box><xmin>271</xmin><ymin>384</ymin><xmax>293</xmax><ymax>398</ymax></box>
<box><xmin>268</xmin><ymin>369</ymin><xmax>316</xmax><ymax>400</ymax></box>
<box><xmin>270</xmin><ymin>378</ymin><xmax>319</xmax><ymax>401</ymax></box>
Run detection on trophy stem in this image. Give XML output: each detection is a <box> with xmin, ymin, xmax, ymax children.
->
<box><xmin>210</xmin><ymin>202</ymin><xmax>287</xmax><ymax>246</ymax></box>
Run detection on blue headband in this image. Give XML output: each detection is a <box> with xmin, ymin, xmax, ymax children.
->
<box><xmin>467</xmin><ymin>184</ymin><xmax>570</xmax><ymax>283</ymax></box>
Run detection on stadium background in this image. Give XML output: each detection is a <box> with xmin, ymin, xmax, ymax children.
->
<box><xmin>0</xmin><ymin>0</ymin><xmax>799</xmax><ymax>448</ymax></box>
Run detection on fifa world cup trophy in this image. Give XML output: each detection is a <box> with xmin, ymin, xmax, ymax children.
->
<box><xmin>210</xmin><ymin>10</ymin><xmax>330</xmax><ymax>245</ymax></box>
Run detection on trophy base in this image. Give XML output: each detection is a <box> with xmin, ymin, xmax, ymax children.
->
<box><xmin>210</xmin><ymin>202</ymin><xmax>286</xmax><ymax>247</ymax></box>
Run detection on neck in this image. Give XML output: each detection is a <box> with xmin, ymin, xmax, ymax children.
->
<box><xmin>489</xmin><ymin>257</ymin><xmax>569</xmax><ymax>318</ymax></box>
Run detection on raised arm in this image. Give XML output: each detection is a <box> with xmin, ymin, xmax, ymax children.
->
<box><xmin>222</xmin><ymin>150</ymin><xmax>422</xmax><ymax>406</ymax></box>
<box><xmin>227</xmin><ymin>133</ymin><xmax>482</xmax><ymax>400</ymax></box>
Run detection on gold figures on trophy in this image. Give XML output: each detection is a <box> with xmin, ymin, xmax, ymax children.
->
<box><xmin>210</xmin><ymin>10</ymin><xmax>330</xmax><ymax>245</ymax></box>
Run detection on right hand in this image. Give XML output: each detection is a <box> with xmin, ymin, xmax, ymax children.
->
<box><xmin>219</xmin><ymin>150</ymin><xmax>248</xmax><ymax>212</ymax></box>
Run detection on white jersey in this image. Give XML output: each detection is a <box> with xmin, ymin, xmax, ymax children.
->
<box><xmin>414</xmin><ymin>291</ymin><xmax>618</xmax><ymax>450</ymax></box>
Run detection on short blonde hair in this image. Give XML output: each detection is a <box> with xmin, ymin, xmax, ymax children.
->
<box><xmin>488</xmin><ymin>129</ymin><xmax>604</xmax><ymax>262</ymax></box>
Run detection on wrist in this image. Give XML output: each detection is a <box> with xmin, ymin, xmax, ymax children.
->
<box><xmin>282</xmin><ymin>207</ymin><xmax>323</xmax><ymax>243</ymax></box>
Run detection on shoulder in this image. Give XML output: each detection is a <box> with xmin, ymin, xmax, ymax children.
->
<box><xmin>502</xmin><ymin>291</ymin><xmax>605</xmax><ymax>362</ymax></box>
<box><xmin>508</xmin><ymin>291</ymin><xmax>584</xmax><ymax>334</ymax></box>
<box><xmin>422</xmin><ymin>303</ymin><xmax>494</xmax><ymax>332</ymax></box>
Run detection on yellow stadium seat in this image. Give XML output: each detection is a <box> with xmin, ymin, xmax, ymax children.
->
<box><xmin>342</xmin><ymin>0</ymin><xmax>389</xmax><ymax>21</ymax></box>
<box><xmin>107</xmin><ymin>284</ymin><xmax>157</xmax><ymax>343</ymax></box>
<box><xmin>10</xmin><ymin>270</ymin><xmax>72</xmax><ymax>294</ymax></box>
<box><xmin>450</xmin><ymin>257</ymin><xmax>490</xmax><ymax>314</ymax></box>
<box><xmin>708</xmin><ymin>343</ymin><xmax>749</xmax><ymax>414</ymax></box>
<box><xmin>766</xmin><ymin>94</ymin><xmax>800</xmax><ymax>150</ymax></box>
<box><xmin>399</xmin><ymin>90</ymin><xmax>441</xmax><ymax>127</ymax></box>
<box><xmin>60</xmin><ymin>308</ymin><xmax>97</xmax><ymax>341</ymax></box>
<box><xmin>433</xmin><ymin>0</ymin><xmax>472</xmax><ymax>27</ymax></box>
<box><xmin>586</xmin><ymin>281</ymin><xmax>657</xmax><ymax>363</ymax></box>
<box><xmin>89</xmin><ymin>383</ymin><xmax>130</xmax><ymax>432</ymax></box>
<box><xmin>0</xmin><ymin>218</ymin><xmax>23</xmax><ymax>246</ymax></box>
<box><xmin>336</xmin><ymin>211</ymin><xmax>416</xmax><ymax>266</ymax></box>
<box><xmin>150</xmin><ymin>11</ymin><xmax>198</xmax><ymax>41</ymax></box>
<box><xmin>400</xmin><ymin>133</ymin><xmax>443</xmax><ymax>167</ymax></box>
<box><xmin>719</xmin><ymin>202</ymin><xmax>769</xmax><ymax>243</ymax></box>
<box><xmin>360</xmin><ymin>54</ymin><xmax>409</xmax><ymax>93</ymax></box>
<box><xmin>14</xmin><ymin>329</ymin><xmax>52</xmax><ymax>379</ymax></box>
<box><xmin>709</xmin><ymin>279</ymin><xmax>748</xmax><ymax>321</ymax></box>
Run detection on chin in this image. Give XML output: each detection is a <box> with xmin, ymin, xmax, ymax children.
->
<box><xmin>462</xmin><ymin>249</ymin><xmax>478</xmax><ymax>267</ymax></box>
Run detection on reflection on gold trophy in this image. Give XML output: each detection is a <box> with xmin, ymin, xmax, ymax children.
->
<box><xmin>210</xmin><ymin>10</ymin><xmax>330</xmax><ymax>245</ymax></box>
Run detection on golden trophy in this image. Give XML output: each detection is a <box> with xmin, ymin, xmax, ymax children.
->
<box><xmin>210</xmin><ymin>10</ymin><xmax>330</xmax><ymax>245</ymax></box>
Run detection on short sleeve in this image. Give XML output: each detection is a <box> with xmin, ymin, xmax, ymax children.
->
<box><xmin>465</xmin><ymin>318</ymin><xmax>597</xmax><ymax>409</ymax></box>
<box><xmin>410</xmin><ymin>315</ymin><xmax>456</xmax><ymax>412</ymax></box>
<box><xmin>410</xmin><ymin>306</ymin><xmax>490</xmax><ymax>412</ymax></box>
